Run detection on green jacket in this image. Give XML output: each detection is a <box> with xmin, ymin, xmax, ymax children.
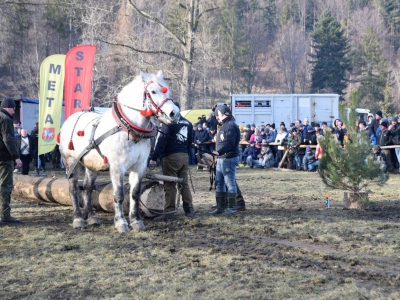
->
<box><xmin>0</xmin><ymin>109</ymin><xmax>19</xmax><ymax>161</ymax></box>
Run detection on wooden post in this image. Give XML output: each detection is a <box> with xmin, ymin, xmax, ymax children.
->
<box><xmin>278</xmin><ymin>146</ymin><xmax>290</xmax><ymax>168</ymax></box>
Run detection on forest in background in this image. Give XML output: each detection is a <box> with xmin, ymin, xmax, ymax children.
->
<box><xmin>1</xmin><ymin>0</ymin><xmax>400</xmax><ymax>114</ymax></box>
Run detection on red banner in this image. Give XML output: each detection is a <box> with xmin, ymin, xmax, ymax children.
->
<box><xmin>64</xmin><ymin>44</ymin><xmax>96</xmax><ymax>120</ymax></box>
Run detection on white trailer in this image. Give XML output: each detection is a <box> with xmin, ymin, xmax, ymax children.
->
<box><xmin>231</xmin><ymin>94</ymin><xmax>340</xmax><ymax>128</ymax></box>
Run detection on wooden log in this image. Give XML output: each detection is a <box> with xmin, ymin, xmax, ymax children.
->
<box><xmin>12</xmin><ymin>174</ymin><xmax>168</xmax><ymax>214</ymax></box>
<box><xmin>144</xmin><ymin>172</ymin><xmax>183</xmax><ymax>183</ymax></box>
<box><xmin>140</xmin><ymin>181</ymin><xmax>165</xmax><ymax>218</ymax></box>
<box><xmin>278</xmin><ymin>147</ymin><xmax>290</xmax><ymax>168</ymax></box>
<box><xmin>343</xmin><ymin>191</ymin><xmax>369</xmax><ymax>209</ymax></box>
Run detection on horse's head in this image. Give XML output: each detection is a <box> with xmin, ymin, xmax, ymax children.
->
<box><xmin>140</xmin><ymin>70</ymin><xmax>180</xmax><ymax>124</ymax></box>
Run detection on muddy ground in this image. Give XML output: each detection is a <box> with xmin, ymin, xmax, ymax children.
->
<box><xmin>1</xmin><ymin>166</ymin><xmax>400</xmax><ymax>299</ymax></box>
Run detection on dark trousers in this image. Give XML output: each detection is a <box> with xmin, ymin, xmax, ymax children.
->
<box><xmin>0</xmin><ymin>161</ymin><xmax>13</xmax><ymax>218</ymax></box>
<box><xmin>52</xmin><ymin>145</ymin><xmax>61</xmax><ymax>167</ymax></box>
<box><xmin>20</xmin><ymin>154</ymin><xmax>32</xmax><ymax>175</ymax></box>
<box><xmin>161</xmin><ymin>153</ymin><xmax>193</xmax><ymax>213</ymax></box>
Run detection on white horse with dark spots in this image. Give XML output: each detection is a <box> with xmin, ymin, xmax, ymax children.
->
<box><xmin>59</xmin><ymin>71</ymin><xmax>180</xmax><ymax>233</ymax></box>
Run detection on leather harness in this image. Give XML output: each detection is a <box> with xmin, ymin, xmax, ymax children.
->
<box><xmin>66</xmin><ymin>102</ymin><xmax>156</xmax><ymax>179</ymax></box>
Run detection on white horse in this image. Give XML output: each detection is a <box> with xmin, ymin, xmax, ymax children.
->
<box><xmin>59</xmin><ymin>70</ymin><xmax>180</xmax><ymax>233</ymax></box>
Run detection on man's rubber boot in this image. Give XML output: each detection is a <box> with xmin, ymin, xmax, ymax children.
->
<box><xmin>223</xmin><ymin>193</ymin><xmax>237</xmax><ymax>215</ymax></box>
<box><xmin>235</xmin><ymin>194</ymin><xmax>246</xmax><ymax>211</ymax></box>
<box><xmin>209</xmin><ymin>192</ymin><xmax>226</xmax><ymax>215</ymax></box>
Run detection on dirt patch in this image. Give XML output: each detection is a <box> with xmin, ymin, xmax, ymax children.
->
<box><xmin>1</xmin><ymin>167</ymin><xmax>400</xmax><ymax>299</ymax></box>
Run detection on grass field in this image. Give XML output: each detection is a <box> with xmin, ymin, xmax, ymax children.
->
<box><xmin>1</xmin><ymin>167</ymin><xmax>400</xmax><ymax>299</ymax></box>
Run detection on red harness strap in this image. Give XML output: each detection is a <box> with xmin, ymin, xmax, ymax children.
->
<box><xmin>112</xmin><ymin>102</ymin><xmax>155</xmax><ymax>139</ymax></box>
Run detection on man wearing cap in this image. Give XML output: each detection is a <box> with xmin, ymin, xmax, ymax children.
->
<box><xmin>377</xmin><ymin>120</ymin><xmax>393</xmax><ymax>172</ymax></box>
<box><xmin>302</xmin><ymin>146</ymin><xmax>318</xmax><ymax>171</ymax></box>
<box><xmin>242</xmin><ymin>140</ymin><xmax>261</xmax><ymax>168</ymax></box>
<box><xmin>0</xmin><ymin>98</ymin><xmax>23</xmax><ymax>223</ymax></box>
<box><xmin>210</xmin><ymin>105</ymin><xmax>240</xmax><ymax>215</ymax></box>
<box><xmin>302</xmin><ymin>118</ymin><xmax>310</xmax><ymax>140</ymax></box>
<box><xmin>149</xmin><ymin>102</ymin><xmax>194</xmax><ymax>220</ymax></box>
<box><xmin>389</xmin><ymin>116</ymin><xmax>400</xmax><ymax>173</ymax></box>
<box><xmin>12</xmin><ymin>120</ymin><xmax>20</xmax><ymax>136</ymax></box>
<box><xmin>194</xmin><ymin>123</ymin><xmax>211</xmax><ymax>157</ymax></box>
<box><xmin>243</xmin><ymin>124</ymin><xmax>252</xmax><ymax>142</ymax></box>
<box><xmin>321</xmin><ymin>122</ymin><xmax>328</xmax><ymax>133</ymax></box>
<box><xmin>304</xmin><ymin>125</ymin><xmax>317</xmax><ymax>145</ymax></box>
<box><xmin>370</xmin><ymin>110</ymin><xmax>383</xmax><ymax>137</ymax></box>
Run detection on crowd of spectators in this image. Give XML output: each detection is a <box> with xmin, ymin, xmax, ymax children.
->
<box><xmin>189</xmin><ymin>108</ymin><xmax>400</xmax><ymax>173</ymax></box>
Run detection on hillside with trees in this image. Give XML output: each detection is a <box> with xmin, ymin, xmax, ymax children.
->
<box><xmin>1</xmin><ymin>0</ymin><xmax>400</xmax><ymax>113</ymax></box>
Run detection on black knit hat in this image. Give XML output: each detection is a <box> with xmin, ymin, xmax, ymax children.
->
<box><xmin>1</xmin><ymin>98</ymin><xmax>16</xmax><ymax>109</ymax></box>
<box><xmin>216</xmin><ymin>105</ymin><xmax>231</xmax><ymax>116</ymax></box>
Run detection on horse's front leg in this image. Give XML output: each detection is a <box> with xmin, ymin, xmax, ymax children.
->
<box><xmin>82</xmin><ymin>168</ymin><xmax>101</xmax><ymax>226</ymax></box>
<box><xmin>68</xmin><ymin>165</ymin><xmax>84</xmax><ymax>229</ymax></box>
<box><xmin>110</xmin><ymin>168</ymin><xmax>130</xmax><ymax>233</ymax></box>
<box><xmin>129</xmin><ymin>171</ymin><xmax>146</xmax><ymax>231</ymax></box>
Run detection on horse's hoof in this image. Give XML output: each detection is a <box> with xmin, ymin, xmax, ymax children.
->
<box><xmin>115</xmin><ymin>219</ymin><xmax>130</xmax><ymax>233</ymax></box>
<box><xmin>130</xmin><ymin>220</ymin><xmax>146</xmax><ymax>232</ymax></box>
<box><xmin>115</xmin><ymin>224</ymin><xmax>130</xmax><ymax>233</ymax></box>
<box><xmin>86</xmin><ymin>216</ymin><xmax>101</xmax><ymax>226</ymax></box>
<box><xmin>73</xmin><ymin>218</ymin><xmax>85</xmax><ymax>229</ymax></box>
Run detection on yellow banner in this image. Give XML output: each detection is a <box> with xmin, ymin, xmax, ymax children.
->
<box><xmin>38</xmin><ymin>54</ymin><xmax>65</xmax><ymax>155</ymax></box>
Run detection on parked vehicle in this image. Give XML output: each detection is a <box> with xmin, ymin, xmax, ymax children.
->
<box><xmin>231</xmin><ymin>93</ymin><xmax>340</xmax><ymax>127</ymax></box>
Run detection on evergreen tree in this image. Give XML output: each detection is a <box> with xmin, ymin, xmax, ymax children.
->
<box><xmin>318</xmin><ymin>129</ymin><xmax>388</xmax><ymax>193</ymax></box>
<box><xmin>219</xmin><ymin>0</ymin><xmax>251</xmax><ymax>94</ymax></box>
<box><xmin>353</xmin><ymin>27</ymin><xmax>393</xmax><ymax>112</ymax></box>
<box><xmin>378</xmin><ymin>0</ymin><xmax>400</xmax><ymax>51</ymax></box>
<box><xmin>309</xmin><ymin>10</ymin><xmax>351</xmax><ymax>99</ymax></box>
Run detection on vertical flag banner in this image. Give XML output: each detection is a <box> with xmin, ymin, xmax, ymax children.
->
<box><xmin>64</xmin><ymin>44</ymin><xmax>97</xmax><ymax>120</ymax></box>
<box><xmin>38</xmin><ymin>54</ymin><xmax>65</xmax><ymax>155</ymax></box>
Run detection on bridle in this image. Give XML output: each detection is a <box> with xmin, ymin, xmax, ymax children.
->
<box><xmin>112</xmin><ymin>79</ymin><xmax>176</xmax><ymax>138</ymax></box>
<box><xmin>142</xmin><ymin>80</ymin><xmax>173</xmax><ymax>117</ymax></box>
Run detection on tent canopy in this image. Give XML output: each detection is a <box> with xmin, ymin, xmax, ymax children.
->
<box><xmin>180</xmin><ymin>109</ymin><xmax>212</xmax><ymax>124</ymax></box>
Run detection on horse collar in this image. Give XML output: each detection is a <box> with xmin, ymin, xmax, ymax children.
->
<box><xmin>112</xmin><ymin>102</ymin><xmax>155</xmax><ymax>139</ymax></box>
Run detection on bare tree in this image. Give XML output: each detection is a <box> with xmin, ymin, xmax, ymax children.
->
<box><xmin>99</xmin><ymin>0</ymin><xmax>220</xmax><ymax>109</ymax></box>
<box><xmin>272</xmin><ymin>23</ymin><xmax>309</xmax><ymax>93</ymax></box>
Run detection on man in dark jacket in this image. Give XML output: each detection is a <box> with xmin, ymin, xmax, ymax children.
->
<box><xmin>303</xmin><ymin>146</ymin><xmax>318</xmax><ymax>171</ymax></box>
<box><xmin>30</xmin><ymin>122</ymin><xmax>46</xmax><ymax>173</ymax></box>
<box><xmin>15</xmin><ymin>128</ymin><xmax>35</xmax><ymax>175</ymax></box>
<box><xmin>0</xmin><ymin>98</ymin><xmax>22</xmax><ymax>223</ymax></box>
<box><xmin>377</xmin><ymin>120</ymin><xmax>393</xmax><ymax>172</ymax></box>
<box><xmin>210</xmin><ymin>105</ymin><xmax>240</xmax><ymax>215</ymax></box>
<box><xmin>194</xmin><ymin>123</ymin><xmax>211</xmax><ymax>157</ymax></box>
<box><xmin>389</xmin><ymin>116</ymin><xmax>400</xmax><ymax>173</ymax></box>
<box><xmin>369</xmin><ymin>110</ymin><xmax>383</xmax><ymax>137</ymax></box>
<box><xmin>242</xmin><ymin>141</ymin><xmax>261</xmax><ymax>168</ymax></box>
<box><xmin>149</xmin><ymin>104</ymin><xmax>194</xmax><ymax>220</ymax></box>
<box><xmin>206</xmin><ymin>111</ymin><xmax>218</xmax><ymax>131</ymax></box>
<box><xmin>304</xmin><ymin>126</ymin><xmax>317</xmax><ymax>145</ymax></box>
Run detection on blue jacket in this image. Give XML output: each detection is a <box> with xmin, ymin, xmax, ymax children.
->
<box><xmin>243</xmin><ymin>145</ymin><xmax>260</xmax><ymax>160</ymax></box>
<box><xmin>265</xmin><ymin>130</ymin><xmax>276</xmax><ymax>143</ymax></box>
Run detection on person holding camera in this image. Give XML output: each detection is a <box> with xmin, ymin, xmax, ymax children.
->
<box><xmin>258</xmin><ymin>145</ymin><xmax>274</xmax><ymax>168</ymax></box>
